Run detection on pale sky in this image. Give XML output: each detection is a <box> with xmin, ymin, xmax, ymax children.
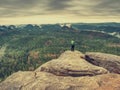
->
<box><xmin>0</xmin><ymin>0</ymin><xmax>120</xmax><ymax>25</ymax></box>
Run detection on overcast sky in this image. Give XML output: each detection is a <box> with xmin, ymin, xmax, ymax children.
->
<box><xmin>0</xmin><ymin>0</ymin><xmax>120</xmax><ymax>25</ymax></box>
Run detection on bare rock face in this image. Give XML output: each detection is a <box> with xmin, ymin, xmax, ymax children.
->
<box><xmin>0</xmin><ymin>71</ymin><xmax>120</xmax><ymax>90</ymax></box>
<box><xmin>85</xmin><ymin>52</ymin><xmax>120</xmax><ymax>74</ymax></box>
<box><xmin>36</xmin><ymin>51</ymin><xmax>108</xmax><ymax>76</ymax></box>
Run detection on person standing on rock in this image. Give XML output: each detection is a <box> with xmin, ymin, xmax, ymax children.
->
<box><xmin>71</xmin><ymin>40</ymin><xmax>75</xmax><ymax>51</ymax></box>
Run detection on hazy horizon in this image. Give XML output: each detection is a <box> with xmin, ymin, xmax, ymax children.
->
<box><xmin>0</xmin><ymin>0</ymin><xmax>120</xmax><ymax>25</ymax></box>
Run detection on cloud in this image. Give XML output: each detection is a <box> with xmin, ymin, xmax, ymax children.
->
<box><xmin>95</xmin><ymin>0</ymin><xmax>120</xmax><ymax>9</ymax></box>
<box><xmin>91</xmin><ymin>0</ymin><xmax>120</xmax><ymax>16</ymax></box>
<box><xmin>0</xmin><ymin>0</ymin><xmax>75</xmax><ymax>17</ymax></box>
<box><xmin>46</xmin><ymin>0</ymin><xmax>73</xmax><ymax>11</ymax></box>
<box><xmin>0</xmin><ymin>0</ymin><xmax>120</xmax><ymax>19</ymax></box>
<box><xmin>0</xmin><ymin>0</ymin><xmax>39</xmax><ymax>9</ymax></box>
<box><xmin>44</xmin><ymin>0</ymin><xmax>99</xmax><ymax>16</ymax></box>
<box><xmin>0</xmin><ymin>0</ymin><xmax>47</xmax><ymax>17</ymax></box>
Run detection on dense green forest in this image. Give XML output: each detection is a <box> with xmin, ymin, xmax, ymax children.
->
<box><xmin>0</xmin><ymin>23</ymin><xmax>120</xmax><ymax>81</ymax></box>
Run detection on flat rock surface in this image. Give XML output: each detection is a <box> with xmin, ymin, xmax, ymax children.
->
<box><xmin>85</xmin><ymin>52</ymin><xmax>120</xmax><ymax>73</ymax></box>
<box><xmin>36</xmin><ymin>51</ymin><xmax>108</xmax><ymax>76</ymax></box>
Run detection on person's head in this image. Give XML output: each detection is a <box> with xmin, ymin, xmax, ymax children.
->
<box><xmin>71</xmin><ymin>40</ymin><xmax>75</xmax><ymax>44</ymax></box>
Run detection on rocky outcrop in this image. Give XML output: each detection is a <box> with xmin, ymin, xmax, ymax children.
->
<box><xmin>36</xmin><ymin>51</ymin><xmax>108</xmax><ymax>76</ymax></box>
<box><xmin>0</xmin><ymin>71</ymin><xmax>120</xmax><ymax>90</ymax></box>
<box><xmin>85</xmin><ymin>52</ymin><xmax>120</xmax><ymax>74</ymax></box>
<box><xmin>0</xmin><ymin>50</ymin><xmax>120</xmax><ymax>90</ymax></box>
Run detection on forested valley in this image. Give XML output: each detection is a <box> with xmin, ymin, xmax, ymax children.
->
<box><xmin>0</xmin><ymin>23</ymin><xmax>120</xmax><ymax>81</ymax></box>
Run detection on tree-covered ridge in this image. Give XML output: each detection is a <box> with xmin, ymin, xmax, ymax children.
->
<box><xmin>72</xmin><ymin>22</ymin><xmax>120</xmax><ymax>32</ymax></box>
<box><xmin>0</xmin><ymin>23</ymin><xmax>120</xmax><ymax>81</ymax></box>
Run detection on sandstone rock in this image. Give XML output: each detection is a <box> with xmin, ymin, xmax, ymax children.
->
<box><xmin>95</xmin><ymin>73</ymin><xmax>120</xmax><ymax>90</ymax></box>
<box><xmin>0</xmin><ymin>71</ymin><xmax>35</xmax><ymax>90</ymax></box>
<box><xmin>1</xmin><ymin>51</ymin><xmax>120</xmax><ymax>90</ymax></box>
<box><xmin>0</xmin><ymin>71</ymin><xmax>120</xmax><ymax>90</ymax></box>
<box><xmin>36</xmin><ymin>51</ymin><xmax>108</xmax><ymax>76</ymax></box>
<box><xmin>85</xmin><ymin>52</ymin><xmax>120</xmax><ymax>74</ymax></box>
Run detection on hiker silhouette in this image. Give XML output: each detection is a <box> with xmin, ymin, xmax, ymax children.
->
<box><xmin>71</xmin><ymin>40</ymin><xmax>75</xmax><ymax>51</ymax></box>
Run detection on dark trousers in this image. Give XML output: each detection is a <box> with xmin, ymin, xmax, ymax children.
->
<box><xmin>71</xmin><ymin>45</ymin><xmax>75</xmax><ymax>51</ymax></box>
